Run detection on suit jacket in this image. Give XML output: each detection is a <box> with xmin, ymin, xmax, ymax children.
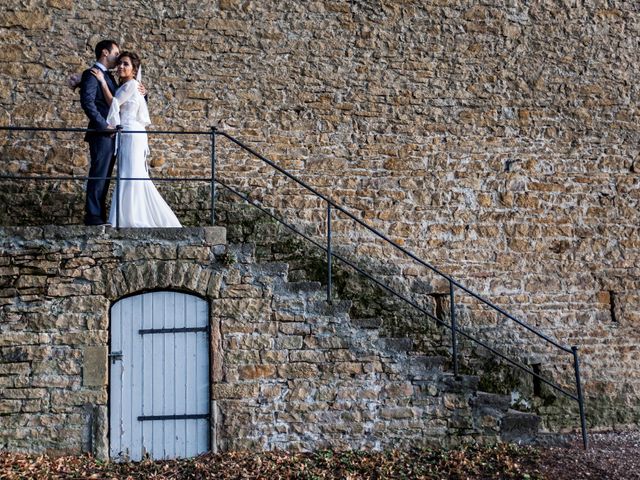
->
<box><xmin>80</xmin><ymin>65</ymin><xmax>117</xmax><ymax>141</ymax></box>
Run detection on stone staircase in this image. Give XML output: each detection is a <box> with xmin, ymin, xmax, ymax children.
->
<box><xmin>0</xmin><ymin>224</ymin><xmax>562</xmax><ymax>457</ymax></box>
<box><xmin>472</xmin><ymin>392</ymin><xmax>541</xmax><ymax>444</ymax></box>
<box><xmin>213</xmin><ymin>241</ymin><xmax>543</xmax><ymax>450</ymax></box>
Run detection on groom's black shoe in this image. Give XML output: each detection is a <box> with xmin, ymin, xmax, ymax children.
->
<box><xmin>85</xmin><ymin>216</ymin><xmax>108</xmax><ymax>226</ymax></box>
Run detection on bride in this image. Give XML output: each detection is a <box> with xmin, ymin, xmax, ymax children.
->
<box><xmin>91</xmin><ymin>52</ymin><xmax>181</xmax><ymax>228</ymax></box>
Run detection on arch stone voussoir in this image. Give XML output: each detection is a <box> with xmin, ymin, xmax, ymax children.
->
<box><xmin>121</xmin><ymin>262</ymin><xmax>147</xmax><ymax>294</ymax></box>
<box><xmin>154</xmin><ymin>261</ymin><xmax>177</xmax><ymax>290</ymax></box>
<box><xmin>106</xmin><ymin>267</ymin><xmax>128</xmax><ymax>300</ymax></box>
<box><xmin>111</xmin><ymin>260</ymin><xmax>211</xmax><ymax>300</ymax></box>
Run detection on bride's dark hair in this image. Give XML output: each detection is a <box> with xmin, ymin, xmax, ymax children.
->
<box><xmin>117</xmin><ymin>51</ymin><xmax>141</xmax><ymax>77</ymax></box>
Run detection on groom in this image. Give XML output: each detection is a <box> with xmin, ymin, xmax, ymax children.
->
<box><xmin>80</xmin><ymin>39</ymin><xmax>120</xmax><ymax>225</ymax></box>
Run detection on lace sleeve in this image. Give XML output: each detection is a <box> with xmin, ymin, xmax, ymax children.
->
<box><xmin>106</xmin><ymin>81</ymin><xmax>138</xmax><ymax>126</ymax></box>
<box><xmin>106</xmin><ymin>97</ymin><xmax>121</xmax><ymax>126</ymax></box>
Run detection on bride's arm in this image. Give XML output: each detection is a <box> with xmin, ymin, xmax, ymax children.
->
<box><xmin>106</xmin><ymin>79</ymin><xmax>138</xmax><ymax>127</ymax></box>
<box><xmin>90</xmin><ymin>68</ymin><xmax>113</xmax><ymax>105</ymax></box>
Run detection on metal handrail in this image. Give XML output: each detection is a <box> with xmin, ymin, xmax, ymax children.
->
<box><xmin>218</xmin><ymin>131</ymin><xmax>573</xmax><ymax>353</ymax></box>
<box><xmin>216</xmin><ymin>133</ymin><xmax>588</xmax><ymax>448</ymax></box>
<box><xmin>0</xmin><ymin>125</ymin><xmax>588</xmax><ymax>448</ymax></box>
<box><xmin>216</xmin><ymin>177</ymin><xmax>579</xmax><ymax>401</ymax></box>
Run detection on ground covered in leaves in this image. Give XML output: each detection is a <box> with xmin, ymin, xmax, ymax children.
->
<box><xmin>537</xmin><ymin>431</ymin><xmax>640</xmax><ymax>480</ymax></box>
<box><xmin>0</xmin><ymin>444</ymin><xmax>542</xmax><ymax>480</ymax></box>
<box><xmin>1</xmin><ymin>432</ymin><xmax>639</xmax><ymax>479</ymax></box>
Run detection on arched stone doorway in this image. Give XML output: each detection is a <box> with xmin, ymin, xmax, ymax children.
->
<box><xmin>109</xmin><ymin>290</ymin><xmax>210</xmax><ymax>461</ymax></box>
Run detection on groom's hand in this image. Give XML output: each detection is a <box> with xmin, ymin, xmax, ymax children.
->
<box><xmin>138</xmin><ymin>82</ymin><xmax>147</xmax><ymax>97</ymax></box>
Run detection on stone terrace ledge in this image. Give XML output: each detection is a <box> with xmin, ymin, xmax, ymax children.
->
<box><xmin>0</xmin><ymin>225</ymin><xmax>227</xmax><ymax>245</ymax></box>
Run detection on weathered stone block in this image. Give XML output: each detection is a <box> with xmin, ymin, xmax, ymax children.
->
<box><xmin>278</xmin><ymin>363</ymin><xmax>318</xmax><ymax>379</ymax></box>
<box><xmin>380</xmin><ymin>407</ymin><xmax>417</xmax><ymax>420</ymax></box>
<box><xmin>227</xmin><ymin>334</ymin><xmax>273</xmax><ymax>350</ymax></box>
<box><xmin>1</xmin><ymin>388</ymin><xmax>47</xmax><ymax>399</ymax></box>
<box><xmin>0</xmin><ymin>400</ymin><xmax>22</xmax><ymax>414</ymax></box>
<box><xmin>237</xmin><ymin>365</ymin><xmax>277</xmax><ymax>380</ymax></box>
<box><xmin>212</xmin><ymin>383</ymin><xmax>259</xmax><ymax>399</ymax></box>
<box><xmin>217</xmin><ymin>298</ymin><xmax>270</xmax><ymax>321</ymax></box>
<box><xmin>0</xmin><ymin>332</ymin><xmax>49</xmax><ymax>347</ymax></box>
<box><xmin>50</xmin><ymin>389</ymin><xmax>107</xmax><ymax>412</ymax></box>
<box><xmin>82</xmin><ymin>346</ymin><xmax>107</xmax><ymax>387</ymax></box>
<box><xmin>288</xmin><ymin>350</ymin><xmax>325</xmax><ymax>363</ymax></box>
<box><xmin>0</xmin><ymin>362</ymin><xmax>30</xmax><ymax>377</ymax></box>
<box><xmin>222</xmin><ymin>284</ymin><xmax>264</xmax><ymax>298</ymax></box>
<box><xmin>278</xmin><ymin>322</ymin><xmax>311</xmax><ymax>336</ymax></box>
<box><xmin>30</xmin><ymin>374</ymin><xmax>76</xmax><ymax>389</ymax></box>
<box><xmin>0</xmin><ymin>12</ymin><xmax>51</xmax><ymax>30</ymax></box>
<box><xmin>382</xmin><ymin>382</ymin><xmax>414</xmax><ymax>398</ymax></box>
<box><xmin>225</xmin><ymin>350</ymin><xmax>261</xmax><ymax>364</ymax></box>
<box><xmin>331</xmin><ymin>362</ymin><xmax>363</xmax><ymax>376</ymax></box>
<box><xmin>260</xmin><ymin>350</ymin><xmax>288</xmax><ymax>364</ymax></box>
<box><xmin>274</xmin><ymin>336</ymin><xmax>304</xmax><ymax>350</ymax></box>
<box><xmin>204</xmin><ymin>227</ymin><xmax>227</xmax><ymax>246</ymax></box>
<box><xmin>14</xmin><ymin>275</ymin><xmax>47</xmax><ymax>288</ymax></box>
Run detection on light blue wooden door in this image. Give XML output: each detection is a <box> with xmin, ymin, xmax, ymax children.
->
<box><xmin>110</xmin><ymin>291</ymin><xmax>209</xmax><ymax>461</ymax></box>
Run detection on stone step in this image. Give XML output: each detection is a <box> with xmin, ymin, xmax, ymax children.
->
<box><xmin>272</xmin><ymin>281</ymin><xmax>325</xmax><ymax>305</ymax></box>
<box><xmin>471</xmin><ymin>391</ymin><xmax>514</xmax><ymax>436</ymax></box>
<box><xmin>499</xmin><ymin>409</ymin><xmax>541</xmax><ymax>444</ymax></box>
<box><xmin>307</xmin><ymin>298</ymin><xmax>352</xmax><ymax>316</ymax></box>
<box><xmin>530</xmin><ymin>432</ymin><xmax>573</xmax><ymax>447</ymax></box>
<box><xmin>406</xmin><ymin>355</ymin><xmax>447</xmax><ymax>379</ymax></box>
<box><xmin>227</xmin><ymin>243</ymin><xmax>256</xmax><ymax>262</ymax></box>
<box><xmin>377</xmin><ymin>337</ymin><xmax>413</xmax><ymax>353</ymax></box>
<box><xmin>411</xmin><ymin>354</ymin><xmax>447</xmax><ymax>371</ymax></box>
<box><xmin>471</xmin><ymin>391</ymin><xmax>511</xmax><ymax>414</ymax></box>
<box><xmin>242</xmin><ymin>248</ymin><xmax>542</xmax><ymax>447</ymax></box>
<box><xmin>248</xmin><ymin>262</ymin><xmax>290</xmax><ymax>285</ymax></box>
<box><xmin>382</xmin><ymin>355</ymin><xmax>447</xmax><ymax>380</ymax></box>
<box><xmin>350</xmin><ymin>317</ymin><xmax>383</xmax><ymax>329</ymax></box>
<box><xmin>439</xmin><ymin>373</ymin><xmax>480</xmax><ymax>393</ymax></box>
<box><xmin>281</xmin><ymin>281</ymin><xmax>323</xmax><ymax>294</ymax></box>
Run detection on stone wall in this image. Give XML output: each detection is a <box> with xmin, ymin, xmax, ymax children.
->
<box><xmin>0</xmin><ymin>1</ymin><xmax>639</xmax><ymax>430</ymax></box>
<box><xmin>1</xmin><ymin>226</ymin><xmax>547</xmax><ymax>456</ymax></box>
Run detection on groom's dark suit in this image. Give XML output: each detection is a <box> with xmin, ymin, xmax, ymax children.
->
<box><xmin>80</xmin><ymin>64</ymin><xmax>118</xmax><ymax>225</ymax></box>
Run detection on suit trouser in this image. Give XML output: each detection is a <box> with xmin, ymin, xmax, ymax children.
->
<box><xmin>85</xmin><ymin>134</ymin><xmax>116</xmax><ymax>224</ymax></box>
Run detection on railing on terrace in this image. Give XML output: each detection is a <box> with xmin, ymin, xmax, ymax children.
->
<box><xmin>0</xmin><ymin>125</ymin><xmax>588</xmax><ymax>448</ymax></box>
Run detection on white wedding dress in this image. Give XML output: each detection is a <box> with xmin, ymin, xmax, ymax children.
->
<box><xmin>106</xmin><ymin>79</ymin><xmax>181</xmax><ymax>228</ymax></box>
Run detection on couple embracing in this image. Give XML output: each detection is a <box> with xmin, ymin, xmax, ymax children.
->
<box><xmin>79</xmin><ymin>39</ymin><xmax>181</xmax><ymax>228</ymax></box>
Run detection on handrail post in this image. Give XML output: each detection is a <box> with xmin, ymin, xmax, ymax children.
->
<box><xmin>115</xmin><ymin>126</ymin><xmax>122</xmax><ymax>229</ymax></box>
<box><xmin>450</xmin><ymin>280</ymin><xmax>459</xmax><ymax>377</ymax></box>
<box><xmin>326</xmin><ymin>201</ymin><xmax>332</xmax><ymax>304</ymax></box>
<box><xmin>572</xmin><ymin>346</ymin><xmax>588</xmax><ymax>449</ymax></box>
<box><xmin>210</xmin><ymin>127</ymin><xmax>217</xmax><ymax>226</ymax></box>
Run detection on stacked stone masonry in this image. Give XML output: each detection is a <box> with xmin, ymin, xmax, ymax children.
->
<box><xmin>0</xmin><ymin>226</ymin><xmax>540</xmax><ymax>456</ymax></box>
<box><xmin>0</xmin><ymin>0</ymin><xmax>638</xmax><ymax>437</ymax></box>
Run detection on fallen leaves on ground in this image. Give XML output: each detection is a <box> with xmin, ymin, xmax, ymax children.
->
<box><xmin>0</xmin><ymin>443</ymin><xmax>543</xmax><ymax>480</ymax></box>
<box><xmin>537</xmin><ymin>431</ymin><xmax>640</xmax><ymax>480</ymax></box>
